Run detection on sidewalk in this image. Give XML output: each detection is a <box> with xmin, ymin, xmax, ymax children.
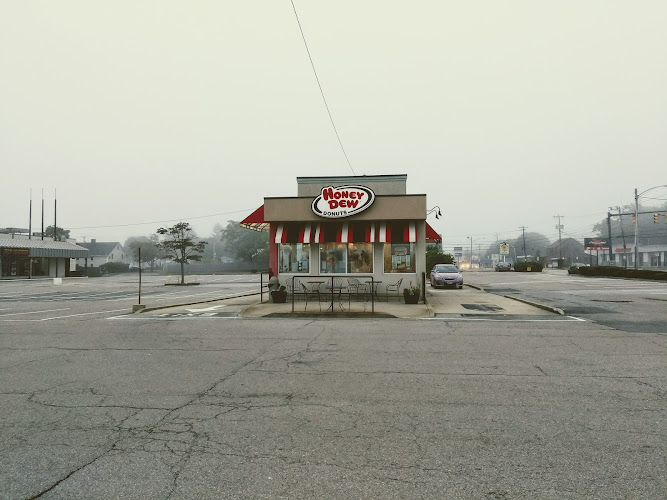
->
<box><xmin>138</xmin><ymin>285</ymin><xmax>560</xmax><ymax>318</ymax></box>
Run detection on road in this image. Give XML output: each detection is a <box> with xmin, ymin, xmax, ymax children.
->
<box><xmin>0</xmin><ymin>273</ymin><xmax>665</xmax><ymax>499</ymax></box>
<box><xmin>464</xmin><ymin>269</ymin><xmax>667</xmax><ymax>333</ymax></box>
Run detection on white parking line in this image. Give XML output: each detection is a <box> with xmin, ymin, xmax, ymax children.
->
<box><xmin>421</xmin><ymin>316</ymin><xmax>586</xmax><ymax>322</ymax></box>
<box><xmin>0</xmin><ymin>308</ymin><xmax>128</xmax><ymax>322</ymax></box>
<box><xmin>0</xmin><ymin>307</ymin><xmax>70</xmax><ymax>317</ymax></box>
<box><xmin>108</xmin><ymin>315</ymin><xmax>242</xmax><ymax>321</ymax></box>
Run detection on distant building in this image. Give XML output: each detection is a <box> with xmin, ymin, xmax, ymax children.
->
<box><xmin>76</xmin><ymin>239</ymin><xmax>129</xmax><ymax>269</ymax></box>
<box><xmin>546</xmin><ymin>238</ymin><xmax>589</xmax><ymax>266</ymax></box>
<box><xmin>0</xmin><ymin>234</ymin><xmax>88</xmax><ymax>278</ymax></box>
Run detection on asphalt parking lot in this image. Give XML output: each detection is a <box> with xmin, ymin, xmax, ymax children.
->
<box><xmin>1</xmin><ymin>275</ymin><xmax>665</xmax><ymax>499</ymax></box>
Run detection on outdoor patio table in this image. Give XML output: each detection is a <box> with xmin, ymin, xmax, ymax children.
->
<box><xmin>365</xmin><ymin>280</ymin><xmax>383</xmax><ymax>302</ymax></box>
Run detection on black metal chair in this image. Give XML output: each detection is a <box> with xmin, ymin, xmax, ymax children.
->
<box><xmin>325</xmin><ymin>278</ymin><xmax>346</xmax><ymax>311</ymax></box>
<box><xmin>300</xmin><ymin>282</ymin><xmax>319</xmax><ymax>311</ymax></box>
<box><xmin>385</xmin><ymin>278</ymin><xmax>403</xmax><ymax>301</ymax></box>
<box><xmin>300</xmin><ymin>282</ymin><xmax>330</xmax><ymax>311</ymax></box>
<box><xmin>287</xmin><ymin>278</ymin><xmax>302</xmax><ymax>301</ymax></box>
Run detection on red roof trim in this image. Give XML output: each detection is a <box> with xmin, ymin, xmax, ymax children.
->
<box><xmin>425</xmin><ymin>222</ymin><xmax>441</xmax><ymax>242</ymax></box>
<box><xmin>240</xmin><ymin>205</ymin><xmax>269</xmax><ymax>231</ymax></box>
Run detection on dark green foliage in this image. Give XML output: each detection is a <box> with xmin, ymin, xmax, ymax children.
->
<box><xmin>513</xmin><ymin>261</ymin><xmax>544</xmax><ymax>272</ymax></box>
<box><xmin>578</xmin><ymin>266</ymin><xmax>667</xmax><ymax>280</ymax></box>
<box><xmin>221</xmin><ymin>221</ymin><xmax>269</xmax><ymax>263</ymax></box>
<box><xmin>426</xmin><ymin>247</ymin><xmax>455</xmax><ymax>272</ymax></box>
<box><xmin>124</xmin><ymin>235</ymin><xmax>160</xmax><ymax>269</ymax></box>
<box><xmin>100</xmin><ymin>262</ymin><xmax>130</xmax><ymax>274</ymax></box>
<box><xmin>44</xmin><ymin>225</ymin><xmax>70</xmax><ymax>241</ymax></box>
<box><xmin>156</xmin><ymin>222</ymin><xmax>207</xmax><ymax>284</ymax></box>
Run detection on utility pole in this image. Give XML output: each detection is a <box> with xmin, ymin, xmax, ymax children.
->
<box><xmin>612</xmin><ymin>206</ymin><xmax>628</xmax><ymax>268</ymax></box>
<box><xmin>554</xmin><ymin>215</ymin><xmax>564</xmax><ymax>268</ymax></box>
<box><xmin>634</xmin><ymin>188</ymin><xmax>639</xmax><ymax>270</ymax></box>
<box><xmin>519</xmin><ymin>226</ymin><xmax>527</xmax><ymax>261</ymax></box>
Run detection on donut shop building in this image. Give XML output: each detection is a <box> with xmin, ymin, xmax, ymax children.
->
<box><xmin>241</xmin><ymin>174</ymin><xmax>441</xmax><ymax>297</ymax></box>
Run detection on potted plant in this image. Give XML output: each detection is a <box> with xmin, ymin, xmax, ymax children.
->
<box><xmin>271</xmin><ymin>285</ymin><xmax>287</xmax><ymax>303</ymax></box>
<box><xmin>403</xmin><ymin>281</ymin><xmax>420</xmax><ymax>304</ymax></box>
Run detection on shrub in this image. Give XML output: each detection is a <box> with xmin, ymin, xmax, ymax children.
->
<box><xmin>578</xmin><ymin>266</ymin><xmax>667</xmax><ymax>280</ymax></box>
<box><xmin>513</xmin><ymin>261</ymin><xmax>543</xmax><ymax>272</ymax></box>
<box><xmin>100</xmin><ymin>262</ymin><xmax>130</xmax><ymax>275</ymax></box>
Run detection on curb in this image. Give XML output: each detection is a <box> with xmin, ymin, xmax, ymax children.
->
<box><xmin>464</xmin><ymin>283</ymin><xmax>485</xmax><ymax>292</ymax></box>
<box><xmin>135</xmin><ymin>291</ymin><xmax>261</xmax><ymax>313</ymax></box>
<box><xmin>502</xmin><ymin>295</ymin><xmax>565</xmax><ymax>316</ymax></box>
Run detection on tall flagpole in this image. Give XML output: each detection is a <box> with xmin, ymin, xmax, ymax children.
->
<box><xmin>29</xmin><ymin>189</ymin><xmax>32</xmax><ymax>240</ymax></box>
<box><xmin>54</xmin><ymin>188</ymin><xmax>57</xmax><ymax>242</ymax></box>
<box><xmin>41</xmin><ymin>188</ymin><xmax>44</xmax><ymax>241</ymax></box>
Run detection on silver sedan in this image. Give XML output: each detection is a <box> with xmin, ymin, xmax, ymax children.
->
<box><xmin>430</xmin><ymin>264</ymin><xmax>463</xmax><ymax>289</ymax></box>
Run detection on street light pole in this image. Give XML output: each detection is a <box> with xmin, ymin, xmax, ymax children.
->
<box><xmin>634</xmin><ymin>185</ymin><xmax>667</xmax><ymax>270</ymax></box>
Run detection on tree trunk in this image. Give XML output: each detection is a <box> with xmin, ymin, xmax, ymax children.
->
<box><xmin>180</xmin><ymin>262</ymin><xmax>185</xmax><ymax>284</ymax></box>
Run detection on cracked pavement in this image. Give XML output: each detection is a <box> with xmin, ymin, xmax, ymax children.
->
<box><xmin>1</xmin><ymin>310</ymin><xmax>665</xmax><ymax>499</ymax></box>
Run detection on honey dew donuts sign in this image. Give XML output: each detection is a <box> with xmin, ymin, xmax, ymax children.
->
<box><xmin>311</xmin><ymin>185</ymin><xmax>375</xmax><ymax>218</ymax></box>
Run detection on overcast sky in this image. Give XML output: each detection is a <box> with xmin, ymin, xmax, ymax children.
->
<box><xmin>1</xmin><ymin>1</ymin><xmax>665</xmax><ymax>251</ymax></box>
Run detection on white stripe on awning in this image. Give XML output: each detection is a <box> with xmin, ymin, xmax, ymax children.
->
<box><xmin>274</xmin><ymin>224</ymin><xmax>284</xmax><ymax>244</ymax></box>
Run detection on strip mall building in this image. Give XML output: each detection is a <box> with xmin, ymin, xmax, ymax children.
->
<box><xmin>241</xmin><ymin>175</ymin><xmax>440</xmax><ymax>295</ymax></box>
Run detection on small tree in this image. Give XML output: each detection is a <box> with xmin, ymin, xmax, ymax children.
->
<box><xmin>44</xmin><ymin>225</ymin><xmax>70</xmax><ymax>241</ymax></box>
<box><xmin>221</xmin><ymin>220</ymin><xmax>269</xmax><ymax>263</ymax></box>
<box><xmin>426</xmin><ymin>246</ymin><xmax>455</xmax><ymax>272</ymax></box>
<box><xmin>125</xmin><ymin>235</ymin><xmax>160</xmax><ymax>270</ymax></box>
<box><xmin>156</xmin><ymin>222</ymin><xmax>207</xmax><ymax>283</ymax></box>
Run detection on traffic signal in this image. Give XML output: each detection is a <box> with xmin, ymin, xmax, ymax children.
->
<box><xmin>654</xmin><ymin>213</ymin><xmax>660</xmax><ymax>223</ymax></box>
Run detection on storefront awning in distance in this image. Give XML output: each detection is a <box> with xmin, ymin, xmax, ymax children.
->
<box><xmin>240</xmin><ymin>205</ymin><xmax>269</xmax><ymax>231</ymax></box>
<box><xmin>0</xmin><ymin>237</ymin><xmax>89</xmax><ymax>258</ymax></box>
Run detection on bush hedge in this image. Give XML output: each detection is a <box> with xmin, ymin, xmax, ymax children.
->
<box><xmin>100</xmin><ymin>262</ymin><xmax>130</xmax><ymax>275</ymax></box>
<box><xmin>513</xmin><ymin>261</ymin><xmax>543</xmax><ymax>272</ymax></box>
<box><xmin>578</xmin><ymin>266</ymin><xmax>667</xmax><ymax>280</ymax></box>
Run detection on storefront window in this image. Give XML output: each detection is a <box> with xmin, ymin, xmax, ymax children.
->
<box><xmin>31</xmin><ymin>258</ymin><xmax>49</xmax><ymax>276</ymax></box>
<box><xmin>347</xmin><ymin>243</ymin><xmax>372</xmax><ymax>273</ymax></box>
<box><xmin>279</xmin><ymin>243</ymin><xmax>310</xmax><ymax>273</ymax></box>
<box><xmin>320</xmin><ymin>243</ymin><xmax>347</xmax><ymax>273</ymax></box>
<box><xmin>1</xmin><ymin>257</ymin><xmax>30</xmax><ymax>277</ymax></box>
<box><xmin>384</xmin><ymin>243</ymin><xmax>416</xmax><ymax>273</ymax></box>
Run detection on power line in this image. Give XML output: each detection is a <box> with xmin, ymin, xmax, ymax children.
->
<box><xmin>68</xmin><ymin>209</ymin><xmax>256</xmax><ymax>231</ymax></box>
<box><xmin>290</xmin><ymin>0</ymin><xmax>356</xmax><ymax>175</ymax></box>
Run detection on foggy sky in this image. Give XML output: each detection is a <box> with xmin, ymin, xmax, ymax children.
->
<box><xmin>1</xmin><ymin>1</ymin><xmax>665</xmax><ymax>252</ymax></box>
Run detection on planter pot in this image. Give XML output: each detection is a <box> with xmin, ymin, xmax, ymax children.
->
<box><xmin>403</xmin><ymin>293</ymin><xmax>420</xmax><ymax>304</ymax></box>
<box><xmin>271</xmin><ymin>290</ymin><xmax>287</xmax><ymax>303</ymax></box>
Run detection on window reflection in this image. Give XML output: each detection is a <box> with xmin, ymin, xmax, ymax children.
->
<box><xmin>384</xmin><ymin>243</ymin><xmax>416</xmax><ymax>273</ymax></box>
<box><xmin>279</xmin><ymin>243</ymin><xmax>310</xmax><ymax>273</ymax></box>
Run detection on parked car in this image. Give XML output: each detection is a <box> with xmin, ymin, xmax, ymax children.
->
<box><xmin>430</xmin><ymin>264</ymin><xmax>463</xmax><ymax>289</ymax></box>
<box><xmin>568</xmin><ymin>263</ymin><xmax>589</xmax><ymax>274</ymax></box>
<box><xmin>495</xmin><ymin>261</ymin><xmax>512</xmax><ymax>272</ymax></box>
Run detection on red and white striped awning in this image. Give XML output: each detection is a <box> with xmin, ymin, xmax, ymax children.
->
<box><xmin>275</xmin><ymin>223</ymin><xmax>316</xmax><ymax>244</ymax></box>
<box><xmin>278</xmin><ymin>222</ymin><xmax>417</xmax><ymax>244</ymax></box>
<box><xmin>243</xmin><ymin>205</ymin><xmax>437</xmax><ymax>244</ymax></box>
<box><xmin>377</xmin><ymin>222</ymin><xmax>416</xmax><ymax>243</ymax></box>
